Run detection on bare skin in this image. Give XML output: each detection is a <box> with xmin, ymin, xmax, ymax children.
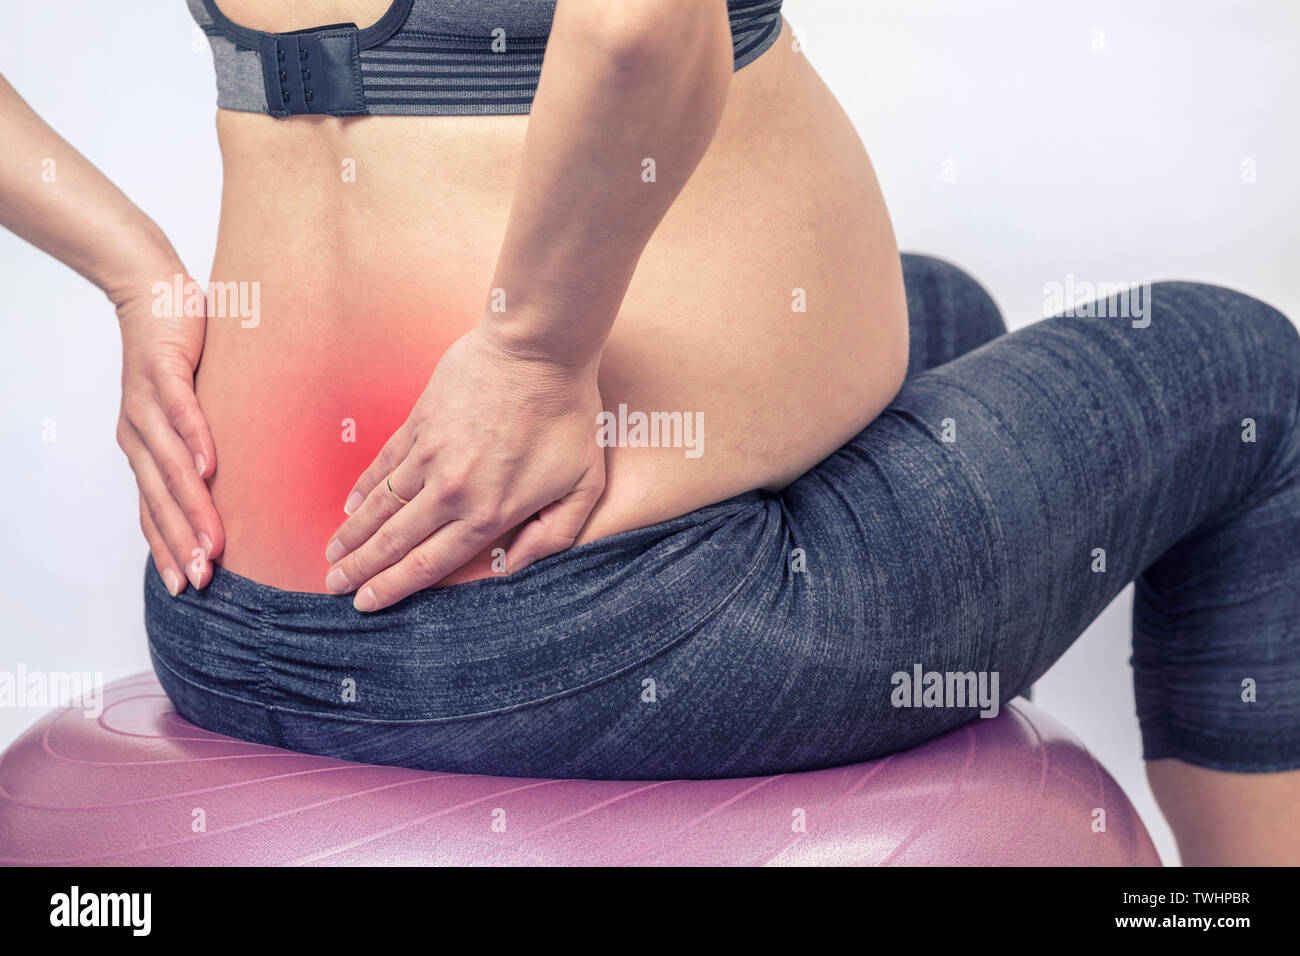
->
<box><xmin>1147</xmin><ymin>762</ymin><xmax>1300</xmax><ymax>865</ymax></box>
<box><xmin>200</xmin><ymin>0</ymin><xmax>908</xmax><ymax>597</ymax></box>
<box><xmin>0</xmin><ymin>0</ymin><xmax>1292</xmax><ymax>866</ymax></box>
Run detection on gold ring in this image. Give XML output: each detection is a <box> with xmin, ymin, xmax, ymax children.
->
<box><xmin>386</xmin><ymin>474</ymin><xmax>411</xmax><ymax>505</ymax></box>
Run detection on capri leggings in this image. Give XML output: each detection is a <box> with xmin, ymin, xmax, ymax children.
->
<box><xmin>146</xmin><ymin>254</ymin><xmax>1300</xmax><ymax>779</ymax></box>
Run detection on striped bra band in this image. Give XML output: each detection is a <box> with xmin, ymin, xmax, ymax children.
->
<box><xmin>187</xmin><ymin>0</ymin><xmax>785</xmax><ymax>118</ymax></box>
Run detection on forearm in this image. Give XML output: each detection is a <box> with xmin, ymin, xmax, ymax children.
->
<box><xmin>0</xmin><ymin>73</ymin><xmax>180</xmax><ymax>307</ymax></box>
<box><xmin>480</xmin><ymin>0</ymin><xmax>733</xmax><ymax>369</ymax></box>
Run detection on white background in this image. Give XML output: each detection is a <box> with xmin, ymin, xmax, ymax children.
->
<box><xmin>2</xmin><ymin>1</ymin><xmax>1298</xmax><ymax>867</ymax></box>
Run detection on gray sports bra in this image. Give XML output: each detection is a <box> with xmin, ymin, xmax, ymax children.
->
<box><xmin>187</xmin><ymin>0</ymin><xmax>784</xmax><ymax>118</ymax></box>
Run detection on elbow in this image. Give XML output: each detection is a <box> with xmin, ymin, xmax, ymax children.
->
<box><xmin>570</xmin><ymin>0</ymin><xmax>733</xmax><ymax>81</ymax></box>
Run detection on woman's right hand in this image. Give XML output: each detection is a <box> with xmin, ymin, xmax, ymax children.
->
<box><xmin>114</xmin><ymin>271</ymin><xmax>223</xmax><ymax>596</ymax></box>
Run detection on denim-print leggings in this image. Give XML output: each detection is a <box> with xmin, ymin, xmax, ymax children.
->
<box><xmin>146</xmin><ymin>254</ymin><xmax>1300</xmax><ymax>779</ymax></box>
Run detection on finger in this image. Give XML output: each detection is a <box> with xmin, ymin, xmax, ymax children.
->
<box><xmin>353</xmin><ymin>520</ymin><xmax>487</xmax><ymax>612</ymax></box>
<box><xmin>327</xmin><ymin>449</ymin><xmax>425</xmax><ymax>564</ymax></box>
<box><xmin>506</xmin><ymin>477</ymin><xmax>603</xmax><ymax>574</ymax></box>
<box><xmin>121</xmin><ymin>427</ymin><xmax>213</xmax><ymax>589</ymax></box>
<box><xmin>139</xmin><ymin>492</ymin><xmax>185</xmax><ymax>597</ymax></box>
<box><xmin>325</xmin><ymin>483</ymin><xmax>452</xmax><ymax>595</ymax></box>
<box><xmin>134</xmin><ymin>399</ymin><xmax>224</xmax><ymax>561</ymax></box>
<box><xmin>342</xmin><ymin>427</ymin><xmax>412</xmax><ymax>516</ymax></box>
<box><xmin>156</xmin><ymin>371</ymin><xmax>217</xmax><ymax>484</ymax></box>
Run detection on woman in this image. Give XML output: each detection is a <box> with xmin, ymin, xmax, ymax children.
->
<box><xmin>1</xmin><ymin>0</ymin><xmax>1296</xmax><ymax>866</ymax></box>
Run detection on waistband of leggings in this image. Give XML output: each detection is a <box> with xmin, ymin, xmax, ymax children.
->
<box><xmin>146</xmin><ymin>490</ymin><xmax>776</xmax><ymax>642</ymax></box>
<box><xmin>170</xmin><ymin>488</ymin><xmax>768</xmax><ymax>611</ymax></box>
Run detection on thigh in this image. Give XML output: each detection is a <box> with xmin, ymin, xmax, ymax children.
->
<box><xmin>765</xmin><ymin>280</ymin><xmax>1300</xmax><ymax>766</ymax></box>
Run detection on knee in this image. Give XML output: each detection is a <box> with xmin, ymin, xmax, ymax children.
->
<box><xmin>901</xmin><ymin>254</ymin><xmax>1006</xmax><ymax>350</ymax></box>
<box><xmin>1151</xmin><ymin>281</ymin><xmax>1299</xmax><ymax>363</ymax></box>
<box><xmin>1150</xmin><ymin>281</ymin><xmax>1300</xmax><ymax>442</ymax></box>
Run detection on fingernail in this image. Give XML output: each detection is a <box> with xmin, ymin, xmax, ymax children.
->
<box><xmin>354</xmin><ymin>586</ymin><xmax>377</xmax><ymax>612</ymax></box>
<box><xmin>195</xmin><ymin>453</ymin><xmax>206</xmax><ymax>476</ymax></box>
<box><xmin>186</xmin><ymin>563</ymin><xmax>203</xmax><ymax>589</ymax></box>
<box><xmin>162</xmin><ymin>568</ymin><xmax>180</xmax><ymax>597</ymax></box>
<box><xmin>326</xmin><ymin>566</ymin><xmax>350</xmax><ymax>593</ymax></box>
<box><xmin>198</xmin><ymin>531</ymin><xmax>213</xmax><ymax>556</ymax></box>
<box><xmin>325</xmin><ymin>538</ymin><xmax>346</xmax><ymax>563</ymax></box>
<box><xmin>344</xmin><ymin>491</ymin><xmax>363</xmax><ymax>515</ymax></box>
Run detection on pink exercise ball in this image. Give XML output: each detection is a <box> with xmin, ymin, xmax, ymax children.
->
<box><xmin>0</xmin><ymin>672</ymin><xmax>1159</xmax><ymax>866</ymax></box>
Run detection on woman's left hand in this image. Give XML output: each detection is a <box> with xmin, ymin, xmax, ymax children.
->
<box><xmin>323</xmin><ymin>325</ymin><xmax>607</xmax><ymax>611</ymax></box>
